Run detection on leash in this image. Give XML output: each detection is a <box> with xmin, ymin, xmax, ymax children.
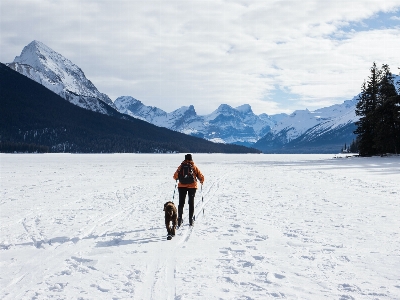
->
<box><xmin>193</xmin><ymin>183</ymin><xmax>204</xmax><ymax>222</ymax></box>
<box><xmin>201</xmin><ymin>184</ymin><xmax>204</xmax><ymax>215</ymax></box>
<box><xmin>172</xmin><ymin>180</ymin><xmax>177</xmax><ymax>203</ymax></box>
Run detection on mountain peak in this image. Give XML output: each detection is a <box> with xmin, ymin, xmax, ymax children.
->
<box><xmin>218</xmin><ymin>104</ymin><xmax>231</xmax><ymax>108</ymax></box>
<box><xmin>115</xmin><ymin>96</ymin><xmax>142</xmax><ymax>106</ymax></box>
<box><xmin>216</xmin><ymin>104</ymin><xmax>234</xmax><ymax>112</ymax></box>
<box><xmin>14</xmin><ymin>40</ymin><xmax>58</xmax><ymax>67</ymax></box>
<box><xmin>236</xmin><ymin>104</ymin><xmax>253</xmax><ymax>114</ymax></box>
<box><xmin>9</xmin><ymin>40</ymin><xmax>116</xmax><ymax>113</ymax></box>
<box><xmin>173</xmin><ymin>105</ymin><xmax>196</xmax><ymax>115</ymax></box>
<box><xmin>27</xmin><ymin>40</ymin><xmax>49</xmax><ymax>50</ymax></box>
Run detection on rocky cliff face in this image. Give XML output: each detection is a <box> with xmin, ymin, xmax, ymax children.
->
<box><xmin>115</xmin><ymin>96</ymin><xmax>276</xmax><ymax>145</ymax></box>
<box><xmin>7</xmin><ymin>40</ymin><xmax>117</xmax><ymax>115</ymax></box>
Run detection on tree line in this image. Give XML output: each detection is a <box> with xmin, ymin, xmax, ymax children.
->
<box><xmin>0</xmin><ymin>141</ymin><xmax>49</xmax><ymax>153</ymax></box>
<box><xmin>354</xmin><ymin>63</ymin><xmax>400</xmax><ymax>156</ymax></box>
<box><xmin>341</xmin><ymin>139</ymin><xmax>358</xmax><ymax>153</ymax></box>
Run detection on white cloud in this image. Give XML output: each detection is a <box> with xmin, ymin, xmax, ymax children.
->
<box><xmin>1</xmin><ymin>0</ymin><xmax>400</xmax><ymax>115</ymax></box>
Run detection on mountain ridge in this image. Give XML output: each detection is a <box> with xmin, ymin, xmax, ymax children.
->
<box><xmin>115</xmin><ymin>96</ymin><xmax>277</xmax><ymax>145</ymax></box>
<box><xmin>0</xmin><ymin>63</ymin><xmax>260</xmax><ymax>153</ymax></box>
<box><xmin>116</xmin><ymin>94</ymin><xmax>361</xmax><ymax>152</ymax></box>
<box><xmin>6</xmin><ymin>40</ymin><xmax>399</xmax><ymax>153</ymax></box>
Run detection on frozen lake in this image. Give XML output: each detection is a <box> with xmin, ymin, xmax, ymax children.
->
<box><xmin>1</xmin><ymin>153</ymin><xmax>399</xmax><ymax>299</ymax></box>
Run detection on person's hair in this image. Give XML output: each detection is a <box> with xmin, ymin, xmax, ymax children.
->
<box><xmin>185</xmin><ymin>154</ymin><xmax>193</xmax><ymax>161</ymax></box>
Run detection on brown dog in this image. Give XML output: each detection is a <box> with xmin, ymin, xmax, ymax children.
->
<box><xmin>163</xmin><ymin>201</ymin><xmax>178</xmax><ymax>237</ymax></box>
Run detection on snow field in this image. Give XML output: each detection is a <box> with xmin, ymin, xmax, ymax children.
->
<box><xmin>0</xmin><ymin>153</ymin><xmax>399</xmax><ymax>299</ymax></box>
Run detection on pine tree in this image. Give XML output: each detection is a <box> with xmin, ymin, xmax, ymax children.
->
<box><xmin>354</xmin><ymin>63</ymin><xmax>399</xmax><ymax>156</ymax></box>
<box><xmin>349</xmin><ymin>139</ymin><xmax>359</xmax><ymax>153</ymax></box>
<box><xmin>391</xmin><ymin>94</ymin><xmax>400</xmax><ymax>154</ymax></box>
<box><xmin>355</xmin><ymin>62</ymin><xmax>381</xmax><ymax>156</ymax></box>
<box><xmin>374</xmin><ymin>64</ymin><xmax>398</xmax><ymax>154</ymax></box>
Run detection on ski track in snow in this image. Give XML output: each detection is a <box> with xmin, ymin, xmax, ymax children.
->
<box><xmin>1</xmin><ymin>153</ymin><xmax>400</xmax><ymax>299</ymax></box>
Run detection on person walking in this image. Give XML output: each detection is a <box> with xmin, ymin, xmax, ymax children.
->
<box><xmin>173</xmin><ymin>154</ymin><xmax>204</xmax><ymax>227</ymax></box>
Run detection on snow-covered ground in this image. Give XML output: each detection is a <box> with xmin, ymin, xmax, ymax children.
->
<box><xmin>1</xmin><ymin>153</ymin><xmax>399</xmax><ymax>299</ymax></box>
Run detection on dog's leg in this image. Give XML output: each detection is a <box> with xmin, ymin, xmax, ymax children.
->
<box><xmin>166</xmin><ymin>219</ymin><xmax>171</xmax><ymax>236</ymax></box>
<box><xmin>171</xmin><ymin>217</ymin><xmax>177</xmax><ymax>236</ymax></box>
<box><xmin>171</xmin><ymin>224</ymin><xmax>175</xmax><ymax>236</ymax></box>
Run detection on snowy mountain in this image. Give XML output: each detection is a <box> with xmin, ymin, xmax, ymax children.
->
<box><xmin>6</xmin><ymin>40</ymin><xmax>117</xmax><ymax>114</ymax></box>
<box><xmin>202</xmin><ymin>104</ymin><xmax>275</xmax><ymax>144</ymax></box>
<box><xmin>115</xmin><ymin>97</ymin><xmax>277</xmax><ymax>145</ymax></box>
<box><xmin>115</xmin><ymin>96</ymin><xmax>203</xmax><ymax>131</ymax></box>
<box><xmin>1</xmin><ymin>63</ymin><xmax>259</xmax><ymax>154</ymax></box>
<box><xmin>115</xmin><ymin>95</ymin><xmax>361</xmax><ymax>152</ymax></box>
<box><xmin>6</xmin><ymin>40</ymin><xmax>399</xmax><ymax>153</ymax></box>
<box><xmin>116</xmin><ymin>74</ymin><xmax>399</xmax><ymax>152</ymax></box>
<box><xmin>254</xmin><ymin>98</ymin><xmax>360</xmax><ymax>153</ymax></box>
<box><xmin>117</xmin><ymin>72</ymin><xmax>398</xmax><ymax>153</ymax></box>
<box><xmin>255</xmin><ymin>75</ymin><xmax>399</xmax><ymax>153</ymax></box>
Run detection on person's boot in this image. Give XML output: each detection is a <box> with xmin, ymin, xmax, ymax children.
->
<box><xmin>189</xmin><ymin>205</ymin><xmax>194</xmax><ymax>226</ymax></box>
<box><xmin>189</xmin><ymin>213</ymin><xmax>194</xmax><ymax>226</ymax></box>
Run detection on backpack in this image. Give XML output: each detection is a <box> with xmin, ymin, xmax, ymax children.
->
<box><xmin>178</xmin><ymin>162</ymin><xmax>195</xmax><ymax>184</ymax></box>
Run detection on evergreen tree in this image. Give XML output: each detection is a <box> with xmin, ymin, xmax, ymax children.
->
<box><xmin>349</xmin><ymin>138</ymin><xmax>359</xmax><ymax>153</ymax></box>
<box><xmin>354</xmin><ymin>63</ymin><xmax>399</xmax><ymax>156</ymax></box>
<box><xmin>391</xmin><ymin>94</ymin><xmax>400</xmax><ymax>153</ymax></box>
<box><xmin>398</xmin><ymin>67</ymin><xmax>400</xmax><ymax>93</ymax></box>
<box><xmin>374</xmin><ymin>64</ymin><xmax>398</xmax><ymax>154</ymax></box>
<box><xmin>355</xmin><ymin>62</ymin><xmax>381</xmax><ymax>156</ymax></box>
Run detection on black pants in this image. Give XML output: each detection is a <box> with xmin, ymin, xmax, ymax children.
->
<box><xmin>178</xmin><ymin>187</ymin><xmax>196</xmax><ymax>221</ymax></box>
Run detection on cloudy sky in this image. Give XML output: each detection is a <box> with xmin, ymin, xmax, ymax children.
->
<box><xmin>1</xmin><ymin>0</ymin><xmax>399</xmax><ymax>115</ymax></box>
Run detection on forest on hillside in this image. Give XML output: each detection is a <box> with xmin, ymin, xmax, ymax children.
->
<box><xmin>0</xmin><ymin>64</ymin><xmax>260</xmax><ymax>154</ymax></box>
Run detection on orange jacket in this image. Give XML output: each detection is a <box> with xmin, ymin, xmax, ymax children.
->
<box><xmin>173</xmin><ymin>160</ymin><xmax>205</xmax><ymax>189</ymax></box>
